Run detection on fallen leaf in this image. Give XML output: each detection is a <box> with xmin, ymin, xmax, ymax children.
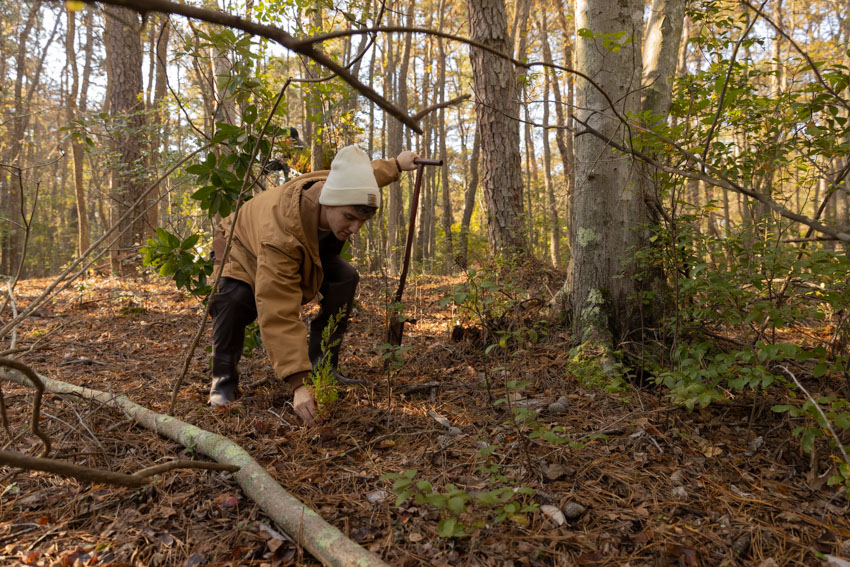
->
<box><xmin>540</xmin><ymin>504</ymin><xmax>565</xmax><ymax>527</ymax></box>
<box><xmin>825</xmin><ymin>555</ymin><xmax>850</xmax><ymax>567</ymax></box>
<box><xmin>543</xmin><ymin>463</ymin><xmax>569</xmax><ymax>480</ymax></box>
<box><xmin>701</xmin><ymin>445</ymin><xmax>723</xmax><ymax>457</ymax></box>
<box><xmin>212</xmin><ymin>493</ymin><xmax>240</xmax><ymax>510</ymax></box>
<box><xmin>182</xmin><ymin>552</ymin><xmax>205</xmax><ymax>567</ymax></box>
<box><xmin>366</xmin><ymin>489</ymin><xmax>389</xmax><ymax>504</ymax></box>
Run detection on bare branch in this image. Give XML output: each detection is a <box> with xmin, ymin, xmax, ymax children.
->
<box><xmin>777</xmin><ymin>365</ymin><xmax>850</xmax><ymax>470</ymax></box>
<box><xmin>0</xmin><ymin>450</ymin><xmax>239</xmax><ymax>487</ymax></box>
<box><xmin>742</xmin><ymin>0</ymin><xmax>850</xmax><ymax>115</ymax></box>
<box><xmin>573</xmin><ymin>115</ymin><xmax>850</xmax><ymax>242</ymax></box>
<box><xmin>78</xmin><ymin>0</ymin><xmax>423</xmax><ymax>133</ymax></box>
<box><xmin>0</xmin><ymin>357</ymin><xmax>51</xmax><ymax>456</ymax></box>
<box><xmin>411</xmin><ymin>94</ymin><xmax>471</xmax><ymax>122</ymax></box>
<box><xmin>133</xmin><ymin>459</ymin><xmax>239</xmax><ymax>478</ymax></box>
<box><xmin>701</xmin><ymin>0</ymin><xmax>767</xmax><ymax>167</ymax></box>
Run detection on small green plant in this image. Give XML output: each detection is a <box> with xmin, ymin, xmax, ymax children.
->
<box><xmin>241</xmin><ymin>321</ymin><xmax>263</xmax><ymax>357</ymax></box>
<box><xmin>119</xmin><ymin>305</ymin><xmax>146</xmax><ymax>316</ymax></box>
<box><xmin>377</xmin><ymin>342</ymin><xmax>410</xmax><ymax>372</ymax></box>
<box><xmin>381</xmin><ymin>468</ymin><xmax>538</xmax><ymax>538</ymax></box>
<box><xmin>307</xmin><ymin>308</ymin><xmax>345</xmax><ymax>416</ymax></box>
<box><xmin>772</xmin><ymin>395</ymin><xmax>850</xmax><ymax>495</ymax></box>
<box><xmin>495</xmin><ymin>378</ymin><xmax>579</xmax><ymax>448</ymax></box>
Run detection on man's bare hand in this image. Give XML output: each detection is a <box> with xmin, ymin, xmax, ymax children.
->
<box><xmin>396</xmin><ymin>151</ymin><xmax>419</xmax><ymax>171</ymax></box>
<box><xmin>293</xmin><ymin>385</ymin><xmax>317</xmax><ymax>427</ymax></box>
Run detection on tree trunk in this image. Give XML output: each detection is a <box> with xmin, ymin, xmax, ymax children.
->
<box><xmin>561</xmin><ymin>0</ymin><xmax>653</xmax><ymax>345</ymax></box>
<box><xmin>467</xmin><ymin>0</ymin><xmax>526</xmax><ymax>255</ymax></box>
<box><xmin>386</xmin><ymin>1</ymin><xmax>414</xmax><ymax>273</ymax></box>
<box><xmin>104</xmin><ymin>4</ymin><xmax>146</xmax><ymax>276</ymax></box>
<box><xmin>539</xmin><ymin>11</ymin><xmax>561</xmax><ymax>267</ymax></box>
<box><xmin>307</xmin><ymin>0</ymin><xmax>326</xmax><ymax>171</ymax></box>
<box><xmin>147</xmin><ymin>17</ymin><xmax>170</xmax><ymax>234</ymax></box>
<box><xmin>457</xmin><ymin>123</ymin><xmax>480</xmax><ymax>269</ymax></box>
<box><xmin>65</xmin><ymin>7</ymin><xmax>90</xmax><ymax>258</ymax></box>
<box><xmin>541</xmin><ymin>67</ymin><xmax>561</xmax><ymax>267</ymax></box>
<box><xmin>437</xmin><ymin>0</ymin><xmax>453</xmax><ymax>274</ymax></box>
<box><xmin>2</xmin><ymin>2</ymin><xmax>39</xmax><ymax>276</ymax></box>
<box><xmin>641</xmin><ymin>0</ymin><xmax>686</xmax><ymax>124</ymax></box>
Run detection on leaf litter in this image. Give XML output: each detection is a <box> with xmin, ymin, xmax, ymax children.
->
<box><xmin>0</xmin><ymin>273</ymin><xmax>849</xmax><ymax>566</ymax></box>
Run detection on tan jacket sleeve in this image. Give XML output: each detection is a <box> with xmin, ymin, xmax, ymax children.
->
<box><xmin>371</xmin><ymin>159</ymin><xmax>402</xmax><ymax>187</ymax></box>
<box><xmin>254</xmin><ymin>241</ymin><xmax>312</xmax><ymax>382</ymax></box>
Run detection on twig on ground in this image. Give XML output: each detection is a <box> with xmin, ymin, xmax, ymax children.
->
<box><xmin>0</xmin><ymin>357</ymin><xmax>51</xmax><ymax>456</ymax></box>
<box><xmin>2</xmin><ymin>367</ymin><xmax>390</xmax><ymax>567</ymax></box>
<box><xmin>0</xmin><ymin>449</ymin><xmax>238</xmax><ymax>488</ymax></box>
<box><xmin>58</xmin><ymin>357</ymin><xmax>107</xmax><ymax>367</ymax></box>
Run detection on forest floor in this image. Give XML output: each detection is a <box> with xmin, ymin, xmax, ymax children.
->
<box><xmin>1</xmin><ymin>269</ymin><xmax>849</xmax><ymax>567</ymax></box>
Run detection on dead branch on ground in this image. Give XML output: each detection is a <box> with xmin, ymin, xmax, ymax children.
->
<box><xmin>1</xmin><ymin>366</ymin><xmax>390</xmax><ymax>567</ymax></box>
<box><xmin>0</xmin><ymin>357</ymin><xmax>51</xmax><ymax>456</ymax></box>
<box><xmin>0</xmin><ymin>450</ymin><xmax>238</xmax><ymax>488</ymax></box>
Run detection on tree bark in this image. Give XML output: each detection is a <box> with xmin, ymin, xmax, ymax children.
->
<box><xmin>562</xmin><ymin>0</ymin><xmax>650</xmax><ymax>344</ymax></box>
<box><xmin>2</xmin><ymin>2</ymin><xmax>40</xmax><ymax>276</ymax></box>
<box><xmin>467</xmin><ymin>0</ymin><xmax>526</xmax><ymax>255</ymax></box>
<box><xmin>147</xmin><ymin>16</ymin><xmax>170</xmax><ymax>233</ymax></box>
<box><xmin>437</xmin><ymin>0</ymin><xmax>453</xmax><ymax>274</ymax></box>
<box><xmin>539</xmin><ymin>11</ymin><xmax>561</xmax><ymax>267</ymax></box>
<box><xmin>386</xmin><ymin>1</ymin><xmax>414</xmax><ymax>273</ymax></box>
<box><xmin>65</xmin><ymin>8</ymin><xmax>90</xmax><ymax>258</ymax></box>
<box><xmin>457</xmin><ymin>123</ymin><xmax>481</xmax><ymax>269</ymax></box>
<box><xmin>641</xmin><ymin>0</ymin><xmax>686</xmax><ymax>123</ymax></box>
<box><xmin>104</xmin><ymin>4</ymin><xmax>146</xmax><ymax>276</ymax></box>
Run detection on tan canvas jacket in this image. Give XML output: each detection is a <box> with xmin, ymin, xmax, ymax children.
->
<box><xmin>217</xmin><ymin>159</ymin><xmax>400</xmax><ymax>381</ymax></box>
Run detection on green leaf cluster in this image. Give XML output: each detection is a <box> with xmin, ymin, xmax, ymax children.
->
<box><xmin>380</xmin><ymin>468</ymin><xmax>537</xmax><ymax>538</ymax></box>
<box><xmin>141</xmin><ymin>228</ymin><xmax>212</xmax><ymax>297</ymax></box>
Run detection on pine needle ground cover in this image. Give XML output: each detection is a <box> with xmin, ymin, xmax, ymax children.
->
<box><xmin>1</xmin><ymin>274</ymin><xmax>848</xmax><ymax>566</ymax></box>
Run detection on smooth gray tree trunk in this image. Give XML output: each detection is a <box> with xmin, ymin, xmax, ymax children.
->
<box><xmin>562</xmin><ymin>0</ymin><xmax>650</xmax><ymax>344</ymax></box>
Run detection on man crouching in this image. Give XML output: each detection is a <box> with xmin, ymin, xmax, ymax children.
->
<box><xmin>208</xmin><ymin>145</ymin><xmax>419</xmax><ymax>426</ymax></box>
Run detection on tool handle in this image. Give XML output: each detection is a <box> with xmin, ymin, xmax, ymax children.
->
<box><xmin>413</xmin><ymin>158</ymin><xmax>443</xmax><ymax>166</ymax></box>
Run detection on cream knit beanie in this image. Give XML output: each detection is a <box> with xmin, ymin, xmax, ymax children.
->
<box><xmin>319</xmin><ymin>145</ymin><xmax>381</xmax><ymax>208</ymax></box>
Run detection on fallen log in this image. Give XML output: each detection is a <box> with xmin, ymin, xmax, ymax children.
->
<box><xmin>1</xmin><ymin>368</ymin><xmax>388</xmax><ymax>567</ymax></box>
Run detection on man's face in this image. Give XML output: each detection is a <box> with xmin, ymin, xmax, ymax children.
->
<box><xmin>320</xmin><ymin>205</ymin><xmax>371</xmax><ymax>241</ymax></box>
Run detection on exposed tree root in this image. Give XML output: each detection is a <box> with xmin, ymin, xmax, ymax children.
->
<box><xmin>1</xmin><ymin>367</ymin><xmax>389</xmax><ymax>567</ymax></box>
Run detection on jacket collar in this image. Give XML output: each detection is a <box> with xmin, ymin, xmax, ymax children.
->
<box><xmin>296</xmin><ymin>178</ymin><xmax>324</xmax><ymax>267</ymax></box>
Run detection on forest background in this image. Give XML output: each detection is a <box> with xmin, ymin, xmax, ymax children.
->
<box><xmin>1</xmin><ymin>0</ymin><xmax>850</xmax><ymax>563</ymax></box>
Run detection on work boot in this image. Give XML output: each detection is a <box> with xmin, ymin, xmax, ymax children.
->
<box><xmin>209</xmin><ymin>374</ymin><xmax>239</xmax><ymax>406</ymax></box>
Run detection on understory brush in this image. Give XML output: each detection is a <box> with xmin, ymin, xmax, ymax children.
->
<box><xmin>655</xmin><ymin>218</ymin><xmax>850</xmax><ymax>495</ymax></box>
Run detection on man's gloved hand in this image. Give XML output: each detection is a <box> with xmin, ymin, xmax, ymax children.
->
<box><xmin>293</xmin><ymin>385</ymin><xmax>317</xmax><ymax>427</ymax></box>
<box><xmin>396</xmin><ymin>151</ymin><xmax>420</xmax><ymax>171</ymax></box>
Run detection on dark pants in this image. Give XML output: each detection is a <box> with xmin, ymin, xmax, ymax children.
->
<box><xmin>210</xmin><ymin>241</ymin><xmax>359</xmax><ymax>382</ymax></box>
